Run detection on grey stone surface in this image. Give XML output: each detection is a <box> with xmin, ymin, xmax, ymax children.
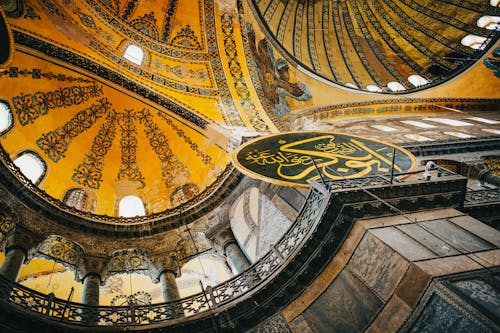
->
<box><xmin>246</xmin><ymin>314</ymin><xmax>292</xmax><ymax>333</ymax></box>
<box><xmin>397</xmin><ymin>224</ymin><xmax>460</xmax><ymax>257</ymax></box>
<box><xmin>302</xmin><ymin>270</ymin><xmax>383</xmax><ymax>333</ymax></box>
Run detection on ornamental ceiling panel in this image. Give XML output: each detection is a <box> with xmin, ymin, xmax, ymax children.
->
<box><xmin>248</xmin><ymin>0</ymin><xmax>500</xmax><ymax>92</ymax></box>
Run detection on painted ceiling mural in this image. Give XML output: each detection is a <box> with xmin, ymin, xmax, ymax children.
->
<box><xmin>248</xmin><ymin>0</ymin><xmax>500</xmax><ymax>92</ymax></box>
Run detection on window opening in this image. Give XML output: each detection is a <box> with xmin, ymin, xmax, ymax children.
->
<box><xmin>365</xmin><ymin>85</ymin><xmax>382</xmax><ymax>92</ymax></box>
<box><xmin>0</xmin><ymin>101</ymin><xmax>12</xmax><ymax>135</ymax></box>
<box><xmin>119</xmin><ymin>195</ymin><xmax>145</xmax><ymax>217</ymax></box>
<box><xmin>370</xmin><ymin>125</ymin><xmax>398</xmax><ymax>132</ymax></box>
<box><xmin>467</xmin><ymin>117</ymin><xmax>499</xmax><ymax>125</ymax></box>
<box><xmin>482</xmin><ymin>129</ymin><xmax>500</xmax><ymax>135</ymax></box>
<box><xmin>461</xmin><ymin>35</ymin><xmax>489</xmax><ymax>50</ymax></box>
<box><xmin>64</xmin><ymin>188</ymin><xmax>88</xmax><ymax>211</ymax></box>
<box><xmin>123</xmin><ymin>44</ymin><xmax>145</xmax><ymax>65</ymax></box>
<box><xmin>387</xmin><ymin>82</ymin><xmax>405</xmax><ymax>92</ymax></box>
<box><xmin>408</xmin><ymin>75</ymin><xmax>430</xmax><ymax>87</ymax></box>
<box><xmin>477</xmin><ymin>16</ymin><xmax>500</xmax><ymax>30</ymax></box>
<box><xmin>423</xmin><ymin>118</ymin><xmax>473</xmax><ymax>127</ymax></box>
<box><xmin>444</xmin><ymin>132</ymin><xmax>475</xmax><ymax>139</ymax></box>
<box><xmin>404</xmin><ymin>134</ymin><xmax>434</xmax><ymax>142</ymax></box>
<box><xmin>13</xmin><ymin>151</ymin><xmax>46</xmax><ymax>184</ymax></box>
<box><xmin>400</xmin><ymin>120</ymin><xmax>437</xmax><ymax>129</ymax></box>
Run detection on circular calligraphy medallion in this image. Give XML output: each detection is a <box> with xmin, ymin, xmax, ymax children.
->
<box><xmin>232</xmin><ymin>132</ymin><xmax>417</xmax><ymax>188</ymax></box>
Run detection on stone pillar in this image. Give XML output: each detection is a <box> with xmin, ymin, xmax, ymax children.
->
<box><xmin>211</xmin><ymin>228</ymin><xmax>250</xmax><ymax>275</ymax></box>
<box><xmin>76</xmin><ymin>257</ymin><xmax>106</xmax><ymax>325</ymax></box>
<box><xmin>0</xmin><ymin>247</ymin><xmax>25</xmax><ymax>282</ymax></box>
<box><xmin>151</xmin><ymin>254</ymin><xmax>183</xmax><ymax>317</ymax></box>
<box><xmin>0</xmin><ymin>227</ymin><xmax>40</xmax><ymax>297</ymax></box>
<box><xmin>81</xmin><ymin>273</ymin><xmax>100</xmax><ymax>306</ymax></box>
<box><xmin>159</xmin><ymin>270</ymin><xmax>180</xmax><ymax>302</ymax></box>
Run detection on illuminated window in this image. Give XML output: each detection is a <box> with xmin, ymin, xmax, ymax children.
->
<box><xmin>366</xmin><ymin>85</ymin><xmax>382</xmax><ymax>92</ymax></box>
<box><xmin>123</xmin><ymin>44</ymin><xmax>145</xmax><ymax>65</ymax></box>
<box><xmin>387</xmin><ymin>82</ymin><xmax>405</xmax><ymax>92</ymax></box>
<box><xmin>13</xmin><ymin>151</ymin><xmax>46</xmax><ymax>185</ymax></box>
<box><xmin>64</xmin><ymin>188</ymin><xmax>88</xmax><ymax>211</ymax></box>
<box><xmin>491</xmin><ymin>0</ymin><xmax>500</xmax><ymax>6</ymax></box>
<box><xmin>444</xmin><ymin>132</ymin><xmax>475</xmax><ymax>139</ymax></box>
<box><xmin>0</xmin><ymin>101</ymin><xmax>12</xmax><ymax>135</ymax></box>
<box><xmin>467</xmin><ymin>117</ymin><xmax>500</xmax><ymax>124</ymax></box>
<box><xmin>371</xmin><ymin>125</ymin><xmax>397</xmax><ymax>132</ymax></box>
<box><xmin>404</xmin><ymin>134</ymin><xmax>434</xmax><ymax>142</ymax></box>
<box><xmin>400</xmin><ymin>120</ymin><xmax>437</xmax><ymax>129</ymax></box>
<box><xmin>477</xmin><ymin>16</ymin><xmax>500</xmax><ymax>30</ymax></box>
<box><xmin>461</xmin><ymin>35</ymin><xmax>489</xmax><ymax>50</ymax></box>
<box><xmin>423</xmin><ymin>118</ymin><xmax>473</xmax><ymax>126</ymax></box>
<box><xmin>345</xmin><ymin>83</ymin><xmax>358</xmax><ymax>89</ymax></box>
<box><xmin>408</xmin><ymin>75</ymin><xmax>430</xmax><ymax>87</ymax></box>
<box><xmin>482</xmin><ymin>128</ymin><xmax>500</xmax><ymax>135</ymax></box>
<box><xmin>119</xmin><ymin>195</ymin><xmax>145</xmax><ymax>217</ymax></box>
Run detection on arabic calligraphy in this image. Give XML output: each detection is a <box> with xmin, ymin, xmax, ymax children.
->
<box><xmin>233</xmin><ymin>132</ymin><xmax>416</xmax><ymax>187</ymax></box>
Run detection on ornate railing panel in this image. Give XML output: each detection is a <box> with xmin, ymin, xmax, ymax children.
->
<box><xmin>465</xmin><ymin>189</ymin><xmax>500</xmax><ymax>204</ymax></box>
<box><xmin>0</xmin><ymin>185</ymin><xmax>329</xmax><ymax>327</ymax></box>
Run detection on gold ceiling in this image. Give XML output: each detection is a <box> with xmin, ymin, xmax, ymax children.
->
<box><xmin>0</xmin><ymin>0</ymin><xmax>498</xmax><ymax>221</ymax></box>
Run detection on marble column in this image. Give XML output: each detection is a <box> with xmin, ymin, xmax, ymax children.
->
<box><xmin>81</xmin><ymin>273</ymin><xmax>100</xmax><ymax>306</ymax></box>
<box><xmin>159</xmin><ymin>270</ymin><xmax>180</xmax><ymax>302</ymax></box>
<box><xmin>0</xmin><ymin>228</ymin><xmax>40</xmax><ymax>298</ymax></box>
<box><xmin>210</xmin><ymin>228</ymin><xmax>250</xmax><ymax>275</ymax></box>
<box><xmin>0</xmin><ymin>247</ymin><xmax>25</xmax><ymax>282</ymax></box>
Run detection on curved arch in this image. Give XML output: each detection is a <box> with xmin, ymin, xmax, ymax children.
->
<box><xmin>13</xmin><ymin>150</ymin><xmax>47</xmax><ymax>185</ymax></box>
<box><xmin>118</xmin><ymin>195</ymin><xmax>145</xmax><ymax>217</ymax></box>
<box><xmin>36</xmin><ymin>235</ymin><xmax>84</xmax><ymax>267</ymax></box>
<box><xmin>0</xmin><ymin>100</ymin><xmax>13</xmax><ymax>136</ymax></box>
<box><xmin>123</xmin><ymin>44</ymin><xmax>145</xmax><ymax>65</ymax></box>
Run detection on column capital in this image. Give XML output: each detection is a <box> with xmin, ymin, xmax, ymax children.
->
<box><xmin>4</xmin><ymin>226</ymin><xmax>42</xmax><ymax>259</ymax></box>
<box><xmin>208</xmin><ymin>227</ymin><xmax>238</xmax><ymax>254</ymax></box>
<box><xmin>75</xmin><ymin>256</ymin><xmax>107</xmax><ymax>282</ymax></box>
<box><xmin>150</xmin><ymin>252</ymin><xmax>180</xmax><ymax>282</ymax></box>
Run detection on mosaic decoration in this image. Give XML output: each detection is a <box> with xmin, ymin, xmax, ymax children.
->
<box><xmin>246</xmin><ymin>23</ymin><xmax>311</xmax><ymax>118</ymax></box>
<box><xmin>130</xmin><ymin>12</ymin><xmax>158</xmax><ymax>39</ymax></box>
<box><xmin>247</xmin><ymin>0</ymin><xmax>498</xmax><ymax>92</ymax></box>
<box><xmin>37</xmin><ymin>235</ymin><xmax>84</xmax><ymax>267</ymax></box>
<box><xmin>111</xmin><ymin>291</ymin><xmax>152</xmax><ymax>306</ymax></box>
<box><xmin>483</xmin><ymin>156</ymin><xmax>500</xmax><ymax>176</ymax></box>
<box><xmin>221</xmin><ymin>13</ymin><xmax>270</xmax><ymax>133</ymax></box>
<box><xmin>171</xmin><ymin>25</ymin><xmax>200</xmax><ymax>49</ymax></box>
<box><xmin>137</xmin><ymin>109</ymin><xmax>189</xmax><ymax>188</ymax></box>
<box><xmin>0</xmin><ymin>67</ymin><xmax>96</xmax><ymax>83</ymax></box>
<box><xmin>117</xmin><ymin>109</ymin><xmax>145</xmax><ymax>188</ymax></box>
<box><xmin>36</xmin><ymin>98</ymin><xmax>112</xmax><ymax>162</ymax></box>
<box><xmin>233</xmin><ymin>132</ymin><xmax>417</xmax><ymax>187</ymax></box>
<box><xmin>78</xmin><ymin>11</ymin><xmax>96</xmax><ymax>29</ymax></box>
<box><xmin>121</xmin><ymin>0</ymin><xmax>139</xmax><ymax>20</ymax></box>
<box><xmin>157</xmin><ymin>112</ymin><xmax>212</xmax><ymax>166</ymax></box>
<box><xmin>108</xmin><ymin>249</ymin><xmax>149</xmax><ymax>273</ymax></box>
<box><xmin>72</xmin><ymin>110</ymin><xmax>119</xmax><ymax>189</ymax></box>
<box><xmin>0</xmin><ymin>202</ymin><xmax>16</xmax><ymax>246</ymax></box>
<box><xmin>13</xmin><ymin>31</ymin><xmax>209</xmax><ymax>128</ymax></box>
<box><xmin>12</xmin><ymin>84</ymin><xmax>102</xmax><ymax>126</ymax></box>
<box><xmin>170</xmin><ymin>183</ymin><xmax>200</xmax><ymax>206</ymax></box>
<box><xmin>484</xmin><ymin>47</ymin><xmax>500</xmax><ymax>78</ymax></box>
<box><xmin>161</xmin><ymin>0</ymin><xmax>179</xmax><ymax>42</ymax></box>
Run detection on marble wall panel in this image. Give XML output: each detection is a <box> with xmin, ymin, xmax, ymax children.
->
<box><xmin>397</xmin><ymin>224</ymin><xmax>460</xmax><ymax>257</ymax></box>
<box><xmin>301</xmin><ymin>270</ymin><xmax>383</xmax><ymax>333</ymax></box>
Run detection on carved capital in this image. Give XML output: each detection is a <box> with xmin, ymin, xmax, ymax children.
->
<box><xmin>4</xmin><ymin>226</ymin><xmax>43</xmax><ymax>259</ymax></box>
<box><xmin>208</xmin><ymin>227</ymin><xmax>237</xmax><ymax>254</ymax></box>
<box><xmin>150</xmin><ymin>252</ymin><xmax>180</xmax><ymax>282</ymax></box>
<box><xmin>76</xmin><ymin>256</ymin><xmax>108</xmax><ymax>282</ymax></box>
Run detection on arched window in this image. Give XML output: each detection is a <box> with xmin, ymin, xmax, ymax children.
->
<box><xmin>461</xmin><ymin>35</ymin><xmax>489</xmax><ymax>50</ymax></box>
<box><xmin>13</xmin><ymin>151</ymin><xmax>46</xmax><ymax>185</ymax></box>
<box><xmin>408</xmin><ymin>75</ymin><xmax>430</xmax><ymax>87</ymax></box>
<box><xmin>365</xmin><ymin>84</ymin><xmax>382</xmax><ymax>92</ymax></box>
<box><xmin>482</xmin><ymin>129</ymin><xmax>500</xmax><ymax>135</ymax></box>
<box><xmin>444</xmin><ymin>132</ymin><xmax>475</xmax><ymax>139</ymax></box>
<box><xmin>63</xmin><ymin>188</ymin><xmax>88</xmax><ymax>211</ymax></box>
<box><xmin>123</xmin><ymin>44</ymin><xmax>145</xmax><ymax>65</ymax></box>
<box><xmin>119</xmin><ymin>195</ymin><xmax>145</xmax><ymax>217</ymax></box>
<box><xmin>477</xmin><ymin>16</ymin><xmax>500</xmax><ymax>30</ymax></box>
<box><xmin>0</xmin><ymin>101</ymin><xmax>12</xmax><ymax>135</ymax></box>
<box><xmin>400</xmin><ymin>120</ymin><xmax>437</xmax><ymax>129</ymax></box>
<box><xmin>345</xmin><ymin>82</ymin><xmax>358</xmax><ymax>89</ymax></box>
<box><xmin>490</xmin><ymin>0</ymin><xmax>500</xmax><ymax>7</ymax></box>
<box><xmin>371</xmin><ymin>125</ymin><xmax>397</xmax><ymax>132</ymax></box>
<box><xmin>423</xmin><ymin>118</ymin><xmax>473</xmax><ymax>127</ymax></box>
<box><xmin>387</xmin><ymin>82</ymin><xmax>405</xmax><ymax>92</ymax></box>
<box><xmin>404</xmin><ymin>134</ymin><xmax>434</xmax><ymax>142</ymax></box>
<box><xmin>468</xmin><ymin>117</ymin><xmax>499</xmax><ymax>124</ymax></box>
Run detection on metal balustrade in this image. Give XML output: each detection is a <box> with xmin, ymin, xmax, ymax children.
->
<box><xmin>1</xmin><ymin>167</ymin><xmax>496</xmax><ymax>328</ymax></box>
<box><xmin>0</xmin><ymin>185</ymin><xmax>328</xmax><ymax>327</ymax></box>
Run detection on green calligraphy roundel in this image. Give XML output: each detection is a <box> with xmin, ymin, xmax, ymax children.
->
<box><xmin>232</xmin><ymin>132</ymin><xmax>417</xmax><ymax>188</ymax></box>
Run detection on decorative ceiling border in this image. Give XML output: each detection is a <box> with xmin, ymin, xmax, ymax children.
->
<box><xmin>12</xmin><ymin>30</ymin><xmax>209</xmax><ymax>128</ymax></box>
